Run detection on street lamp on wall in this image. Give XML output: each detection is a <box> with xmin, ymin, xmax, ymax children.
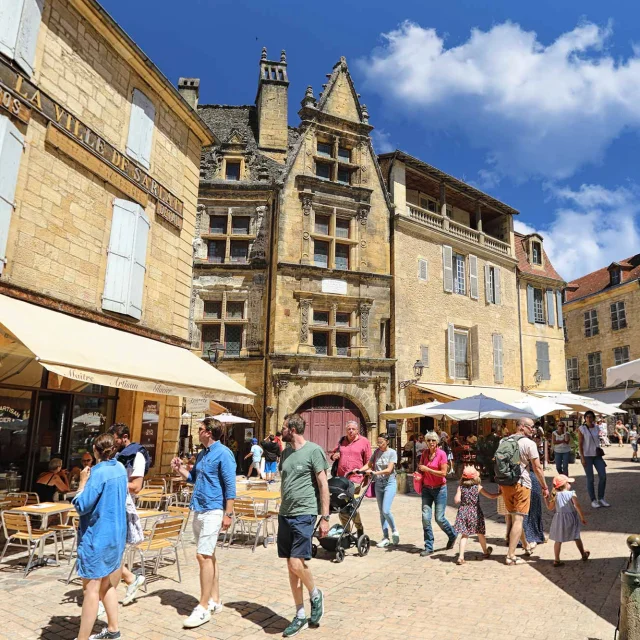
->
<box><xmin>399</xmin><ymin>360</ymin><xmax>425</xmax><ymax>390</ymax></box>
<box><xmin>207</xmin><ymin>342</ymin><xmax>225</xmax><ymax>367</ymax></box>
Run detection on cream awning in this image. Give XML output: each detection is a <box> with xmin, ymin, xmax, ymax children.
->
<box><xmin>413</xmin><ymin>382</ymin><xmax>530</xmax><ymax>404</ymax></box>
<box><xmin>0</xmin><ymin>294</ymin><xmax>254</xmax><ymax>404</ymax></box>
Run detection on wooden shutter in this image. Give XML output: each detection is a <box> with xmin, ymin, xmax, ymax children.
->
<box><xmin>447</xmin><ymin>323</ymin><xmax>455</xmax><ymax>379</ymax></box>
<box><xmin>126</xmin><ymin>89</ymin><xmax>155</xmax><ymax>169</ymax></box>
<box><xmin>102</xmin><ymin>199</ymin><xmax>149</xmax><ymax>319</ymax></box>
<box><xmin>442</xmin><ymin>245</ymin><xmax>453</xmax><ymax>293</ymax></box>
<box><xmin>0</xmin><ymin>115</ymin><xmax>25</xmax><ymax>275</ymax></box>
<box><xmin>527</xmin><ymin>285</ymin><xmax>535</xmax><ymax>323</ymax></box>
<box><xmin>418</xmin><ymin>258</ymin><xmax>428</xmax><ymax>281</ymax></box>
<box><xmin>494</xmin><ymin>267</ymin><xmax>501</xmax><ymax>305</ymax></box>
<box><xmin>493</xmin><ymin>334</ymin><xmax>504</xmax><ymax>383</ymax></box>
<box><xmin>469</xmin><ymin>254</ymin><xmax>479</xmax><ymax>299</ymax></box>
<box><xmin>14</xmin><ymin>0</ymin><xmax>43</xmax><ymax>77</ymax></box>
<box><xmin>470</xmin><ymin>325</ymin><xmax>480</xmax><ymax>380</ymax></box>
<box><xmin>0</xmin><ymin>0</ymin><xmax>23</xmax><ymax>60</ymax></box>
<box><xmin>546</xmin><ymin>290</ymin><xmax>555</xmax><ymax>326</ymax></box>
<box><xmin>556</xmin><ymin>290</ymin><xmax>564</xmax><ymax>328</ymax></box>
<box><xmin>536</xmin><ymin>341</ymin><xmax>550</xmax><ymax>380</ymax></box>
<box><xmin>484</xmin><ymin>264</ymin><xmax>492</xmax><ymax>303</ymax></box>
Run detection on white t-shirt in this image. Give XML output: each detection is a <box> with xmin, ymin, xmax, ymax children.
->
<box><xmin>552</xmin><ymin>430</ymin><xmax>571</xmax><ymax>454</ymax></box>
<box><xmin>516</xmin><ymin>436</ymin><xmax>539</xmax><ymax>489</ymax></box>
<box><xmin>130</xmin><ymin>452</ymin><xmax>146</xmax><ymax>479</ymax></box>
<box><xmin>579</xmin><ymin>424</ymin><xmax>600</xmax><ymax>457</ymax></box>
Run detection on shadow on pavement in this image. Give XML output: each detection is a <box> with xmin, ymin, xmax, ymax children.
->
<box><xmin>38</xmin><ymin>614</ymin><xmax>101</xmax><ymax>639</ymax></box>
<box><xmin>155</xmin><ymin>588</ymin><xmax>199</xmax><ymax>615</ymax></box>
<box><xmin>226</xmin><ymin>600</ymin><xmax>289</xmax><ymax>634</ymax></box>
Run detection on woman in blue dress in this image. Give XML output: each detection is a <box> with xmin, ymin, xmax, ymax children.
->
<box><xmin>72</xmin><ymin>432</ymin><xmax>127</xmax><ymax>640</ymax></box>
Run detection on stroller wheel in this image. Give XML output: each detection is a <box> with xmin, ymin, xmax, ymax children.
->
<box><xmin>335</xmin><ymin>547</ymin><xmax>345</xmax><ymax>563</ymax></box>
<box><xmin>357</xmin><ymin>534</ymin><xmax>370</xmax><ymax>557</ymax></box>
<box><xmin>311</xmin><ymin>544</ymin><xmax>318</xmax><ymax>558</ymax></box>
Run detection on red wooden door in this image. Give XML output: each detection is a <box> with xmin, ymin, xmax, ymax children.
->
<box><xmin>310</xmin><ymin>410</ymin><xmax>328</xmax><ymax>452</ymax></box>
<box><xmin>327</xmin><ymin>411</ymin><xmax>343</xmax><ymax>452</ymax></box>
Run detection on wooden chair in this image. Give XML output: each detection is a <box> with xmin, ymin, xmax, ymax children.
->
<box><xmin>136</xmin><ymin>492</ymin><xmax>164</xmax><ymax>511</ymax></box>
<box><xmin>247</xmin><ymin>479</ymin><xmax>268</xmax><ymax>491</ymax></box>
<box><xmin>132</xmin><ymin>514</ymin><xmax>185</xmax><ymax>588</ymax></box>
<box><xmin>65</xmin><ymin>517</ymin><xmax>81</xmax><ymax>584</ymax></box>
<box><xmin>23</xmin><ymin>493</ymin><xmax>40</xmax><ymax>506</ymax></box>
<box><xmin>144</xmin><ymin>478</ymin><xmax>167</xmax><ymax>493</ymax></box>
<box><xmin>4</xmin><ymin>493</ymin><xmax>28</xmax><ymax>508</ymax></box>
<box><xmin>225</xmin><ymin>497</ymin><xmax>270</xmax><ymax>552</ymax></box>
<box><xmin>167</xmin><ymin>506</ymin><xmax>191</xmax><ymax>558</ymax></box>
<box><xmin>0</xmin><ymin>511</ymin><xmax>58</xmax><ymax>576</ymax></box>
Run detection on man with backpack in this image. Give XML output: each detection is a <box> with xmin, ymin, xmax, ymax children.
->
<box><xmin>494</xmin><ymin>417</ymin><xmax>549</xmax><ymax>565</ymax></box>
<box><xmin>110</xmin><ymin>423</ymin><xmax>151</xmax><ymax>604</ymax></box>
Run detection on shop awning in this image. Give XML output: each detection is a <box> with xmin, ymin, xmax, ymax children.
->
<box><xmin>607</xmin><ymin>358</ymin><xmax>640</xmax><ymax>387</ymax></box>
<box><xmin>413</xmin><ymin>382</ymin><xmax>530</xmax><ymax>404</ymax></box>
<box><xmin>0</xmin><ymin>294</ymin><xmax>255</xmax><ymax>404</ymax></box>
<box><xmin>578</xmin><ymin>387</ymin><xmax>639</xmax><ymax>407</ymax></box>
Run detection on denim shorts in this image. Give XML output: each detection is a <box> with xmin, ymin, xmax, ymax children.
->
<box><xmin>277</xmin><ymin>514</ymin><xmax>316</xmax><ymax>559</ymax></box>
<box><xmin>193</xmin><ymin>509</ymin><xmax>223</xmax><ymax>556</ymax></box>
<box><xmin>265</xmin><ymin>461</ymin><xmax>278</xmax><ymax>473</ymax></box>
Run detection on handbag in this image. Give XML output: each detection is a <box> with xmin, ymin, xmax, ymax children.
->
<box><xmin>365</xmin><ymin>449</ymin><xmax>382</xmax><ymax>498</ymax></box>
<box><xmin>586</xmin><ymin>426</ymin><xmax>605</xmax><ymax>458</ymax></box>
<box><xmin>330</xmin><ymin>438</ymin><xmax>343</xmax><ymax>477</ymax></box>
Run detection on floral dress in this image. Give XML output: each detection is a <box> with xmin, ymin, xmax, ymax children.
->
<box><xmin>454</xmin><ymin>484</ymin><xmax>485</xmax><ymax>536</ymax></box>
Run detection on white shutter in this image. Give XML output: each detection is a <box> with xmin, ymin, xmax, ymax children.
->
<box><xmin>418</xmin><ymin>258</ymin><xmax>428</xmax><ymax>281</ymax></box>
<box><xmin>493</xmin><ymin>334</ymin><xmax>504</xmax><ymax>383</ymax></box>
<box><xmin>546</xmin><ymin>290</ymin><xmax>555</xmax><ymax>326</ymax></box>
<box><xmin>470</xmin><ymin>325</ymin><xmax>480</xmax><ymax>380</ymax></box>
<box><xmin>0</xmin><ymin>115</ymin><xmax>25</xmax><ymax>275</ymax></box>
<box><xmin>126</xmin><ymin>89</ymin><xmax>155</xmax><ymax>169</ymax></box>
<box><xmin>103</xmin><ymin>199</ymin><xmax>149</xmax><ymax>319</ymax></box>
<box><xmin>494</xmin><ymin>267</ymin><xmax>501</xmax><ymax>305</ymax></box>
<box><xmin>0</xmin><ymin>0</ymin><xmax>23</xmax><ymax>60</ymax></box>
<box><xmin>442</xmin><ymin>245</ymin><xmax>453</xmax><ymax>293</ymax></box>
<box><xmin>14</xmin><ymin>0</ymin><xmax>43</xmax><ymax>77</ymax></box>
<box><xmin>447</xmin><ymin>323</ymin><xmax>455</xmax><ymax>379</ymax></box>
<box><xmin>484</xmin><ymin>264</ymin><xmax>491</xmax><ymax>303</ymax></box>
<box><xmin>556</xmin><ymin>290</ymin><xmax>564</xmax><ymax>328</ymax></box>
<box><xmin>469</xmin><ymin>254</ymin><xmax>478</xmax><ymax>299</ymax></box>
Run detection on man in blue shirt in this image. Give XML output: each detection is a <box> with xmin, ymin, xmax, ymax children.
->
<box><xmin>171</xmin><ymin>418</ymin><xmax>235</xmax><ymax>629</ymax></box>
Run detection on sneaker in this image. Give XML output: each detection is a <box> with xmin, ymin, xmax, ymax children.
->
<box><xmin>420</xmin><ymin>549</ymin><xmax>433</xmax><ymax>557</ymax></box>
<box><xmin>183</xmin><ymin>605</ymin><xmax>211</xmax><ymax>629</ymax></box>
<box><xmin>89</xmin><ymin>630</ymin><xmax>121</xmax><ymax>640</ymax></box>
<box><xmin>309</xmin><ymin>589</ymin><xmax>324</xmax><ymax>627</ymax></box>
<box><xmin>122</xmin><ymin>574</ymin><xmax>145</xmax><ymax>605</ymax></box>
<box><xmin>283</xmin><ymin>616</ymin><xmax>308</xmax><ymax>637</ymax></box>
<box><xmin>391</xmin><ymin>531</ymin><xmax>400</xmax><ymax>545</ymax></box>
<box><xmin>97</xmin><ymin>602</ymin><xmax>106</xmax><ymax>618</ymax></box>
<box><xmin>446</xmin><ymin>537</ymin><xmax>456</xmax><ymax>550</ymax></box>
<box><xmin>376</xmin><ymin>538</ymin><xmax>390</xmax><ymax>548</ymax></box>
<box><xmin>591</xmin><ymin>500</ymin><xmax>601</xmax><ymax>509</ymax></box>
<box><xmin>599</xmin><ymin>499</ymin><xmax>611</xmax><ymax>507</ymax></box>
<box><xmin>208</xmin><ymin>600</ymin><xmax>223</xmax><ymax>614</ymax></box>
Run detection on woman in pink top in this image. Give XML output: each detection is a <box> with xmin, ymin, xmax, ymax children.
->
<box><xmin>417</xmin><ymin>432</ymin><xmax>456</xmax><ymax>557</ymax></box>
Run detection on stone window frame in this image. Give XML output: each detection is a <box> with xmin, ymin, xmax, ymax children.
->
<box><xmin>584</xmin><ymin>309</ymin><xmax>599</xmax><ymax>337</ymax></box>
<box><xmin>311</xmin><ymin>209</ymin><xmax>357</xmax><ymax>271</ymax></box>
<box><xmin>203</xmin><ymin>206</ymin><xmax>257</xmax><ymax>265</ymax></box>
<box><xmin>566</xmin><ymin>357</ymin><xmax>579</xmax><ymax>391</ymax></box>
<box><xmin>309</xmin><ymin>302</ymin><xmax>358</xmax><ymax>357</ymax></box>
<box><xmin>313</xmin><ymin>134</ymin><xmax>357</xmax><ymax>185</ymax></box>
<box><xmin>222</xmin><ymin>155</ymin><xmax>245</xmax><ymax>181</ymax></box>
<box><xmin>610</xmin><ymin>301</ymin><xmax>627</xmax><ymax>331</ymax></box>
<box><xmin>587</xmin><ymin>351</ymin><xmax>603</xmax><ymax>389</ymax></box>
<box><xmin>613</xmin><ymin>345</ymin><xmax>630</xmax><ymax>366</ymax></box>
<box><xmin>531</xmin><ymin>240</ymin><xmax>543</xmax><ymax>266</ymax></box>
<box><xmin>198</xmin><ymin>292</ymin><xmax>249</xmax><ymax>358</ymax></box>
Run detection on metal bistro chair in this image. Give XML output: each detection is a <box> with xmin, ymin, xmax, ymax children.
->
<box><xmin>4</xmin><ymin>493</ymin><xmax>28</xmax><ymax>509</ymax></box>
<box><xmin>225</xmin><ymin>497</ymin><xmax>270</xmax><ymax>552</ymax></box>
<box><xmin>144</xmin><ymin>478</ymin><xmax>167</xmax><ymax>493</ymax></box>
<box><xmin>65</xmin><ymin>517</ymin><xmax>81</xmax><ymax>584</ymax></box>
<box><xmin>167</xmin><ymin>506</ymin><xmax>191</xmax><ymax>559</ymax></box>
<box><xmin>1</xmin><ymin>511</ymin><xmax>58</xmax><ymax>576</ymax></box>
<box><xmin>132</xmin><ymin>514</ymin><xmax>185</xmax><ymax>588</ymax></box>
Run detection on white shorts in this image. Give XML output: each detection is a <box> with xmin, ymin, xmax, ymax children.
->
<box><xmin>193</xmin><ymin>509</ymin><xmax>223</xmax><ymax>556</ymax></box>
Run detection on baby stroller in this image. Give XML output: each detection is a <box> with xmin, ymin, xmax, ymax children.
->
<box><xmin>311</xmin><ymin>472</ymin><xmax>372</xmax><ymax>563</ymax></box>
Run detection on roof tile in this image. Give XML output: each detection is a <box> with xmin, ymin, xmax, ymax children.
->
<box><xmin>565</xmin><ymin>254</ymin><xmax>640</xmax><ymax>302</ymax></box>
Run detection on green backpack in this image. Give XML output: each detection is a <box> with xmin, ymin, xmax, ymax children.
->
<box><xmin>494</xmin><ymin>435</ymin><xmax>524</xmax><ymax>486</ymax></box>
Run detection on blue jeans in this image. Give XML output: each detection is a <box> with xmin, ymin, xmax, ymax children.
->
<box><xmin>375</xmin><ymin>478</ymin><xmax>397</xmax><ymax>537</ymax></box>
<box><xmin>583</xmin><ymin>455</ymin><xmax>607</xmax><ymax>502</ymax></box>
<box><xmin>554</xmin><ymin>451</ymin><xmax>570</xmax><ymax>476</ymax></box>
<box><xmin>421</xmin><ymin>485</ymin><xmax>456</xmax><ymax>552</ymax></box>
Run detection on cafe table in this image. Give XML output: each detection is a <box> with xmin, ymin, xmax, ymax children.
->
<box><xmin>13</xmin><ymin>501</ymin><xmax>74</xmax><ymax>529</ymax></box>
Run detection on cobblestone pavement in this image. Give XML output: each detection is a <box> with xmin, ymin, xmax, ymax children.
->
<box><xmin>0</xmin><ymin>447</ymin><xmax>637</xmax><ymax>640</ymax></box>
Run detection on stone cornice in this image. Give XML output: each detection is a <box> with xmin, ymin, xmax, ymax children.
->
<box><xmin>277</xmin><ymin>262</ymin><xmax>393</xmax><ymax>281</ymax></box>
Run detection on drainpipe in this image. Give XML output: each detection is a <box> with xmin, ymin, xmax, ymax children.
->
<box><xmin>516</xmin><ymin>273</ymin><xmax>526</xmax><ymax>391</ymax></box>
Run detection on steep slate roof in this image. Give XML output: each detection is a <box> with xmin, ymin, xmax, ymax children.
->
<box><xmin>514</xmin><ymin>232</ymin><xmax>564</xmax><ymax>283</ymax></box>
<box><xmin>565</xmin><ymin>254</ymin><xmax>640</xmax><ymax>302</ymax></box>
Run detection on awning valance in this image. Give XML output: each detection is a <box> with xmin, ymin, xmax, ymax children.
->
<box><xmin>0</xmin><ymin>294</ymin><xmax>254</xmax><ymax>404</ymax></box>
<box><xmin>581</xmin><ymin>387</ymin><xmax>640</xmax><ymax>406</ymax></box>
<box><xmin>413</xmin><ymin>382</ymin><xmax>529</xmax><ymax>405</ymax></box>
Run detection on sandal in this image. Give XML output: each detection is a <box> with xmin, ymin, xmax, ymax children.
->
<box><xmin>456</xmin><ymin>557</ymin><xmax>465</xmax><ymax>565</ymax></box>
<box><xmin>505</xmin><ymin>556</ymin><xmax>526</xmax><ymax>566</ymax></box>
<box><xmin>582</xmin><ymin>551</ymin><xmax>591</xmax><ymax>561</ymax></box>
<box><xmin>553</xmin><ymin>560</ymin><xmax>565</xmax><ymax>567</ymax></box>
<box><xmin>523</xmin><ymin>545</ymin><xmax>534</xmax><ymax>556</ymax></box>
<box><xmin>483</xmin><ymin>546</ymin><xmax>494</xmax><ymax>559</ymax></box>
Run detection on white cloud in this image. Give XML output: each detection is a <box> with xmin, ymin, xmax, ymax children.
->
<box><xmin>515</xmin><ymin>183</ymin><xmax>640</xmax><ymax>281</ymax></box>
<box><xmin>371</xmin><ymin>128</ymin><xmax>394</xmax><ymax>153</ymax></box>
<box><xmin>359</xmin><ymin>21</ymin><xmax>640</xmax><ymax>180</ymax></box>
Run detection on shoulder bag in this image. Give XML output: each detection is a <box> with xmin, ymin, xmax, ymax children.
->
<box><xmin>585</xmin><ymin>426</ymin><xmax>605</xmax><ymax>458</ymax></box>
<box><xmin>330</xmin><ymin>438</ymin><xmax>343</xmax><ymax>477</ymax></box>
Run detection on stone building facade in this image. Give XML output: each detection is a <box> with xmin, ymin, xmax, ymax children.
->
<box><xmin>0</xmin><ymin>0</ymin><xmax>235</xmax><ymax>489</ymax></box>
<box><xmin>563</xmin><ymin>254</ymin><xmax>640</xmax><ymax>420</ymax></box>
<box><xmin>190</xmin><ymin>52</ymin><xmax>393</xmax><ymax>448</ymax></box>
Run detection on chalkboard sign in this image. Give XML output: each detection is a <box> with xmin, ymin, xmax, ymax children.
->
<box><xmin>387</xmin><ymin>420</ymin><xmax>397</xmax><ymax>437</ymax></box>
<box><xmin>141</xmin><ymin>400</ymin><xmax>160</xmax><ymax>468</ymax></box>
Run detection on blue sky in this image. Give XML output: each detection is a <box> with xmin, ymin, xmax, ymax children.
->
<box><xmin>102</xmin><ymin>0</ymin><xmax>640</xmax><ymax>281</ymax></box>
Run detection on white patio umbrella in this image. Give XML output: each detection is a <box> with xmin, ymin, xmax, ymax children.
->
<box><xmin>606</xmin><ymin>358</ymin><xmax>640</xmax><ymax>387</ymax></box>
<box><xmin>213</xmin><ymin>413</ymin><xmax>255</xmax><ymax>424</ymax></box>
<box><xmin>534</xmin><ymin>392</ymin><xmax>624</xmax><ymax>416</ymax></box>
<box><xmin>380</xmin><ymin>401</ymin><xmax>443</xmax><ymax>420</ymax></box>
<box><xmin>419</xmin><ymin>394</ymin><xmax>531</xmax><ymax>421</ymax></box>
<box><xmin>490</xmin><ymin>397</ymin><xmax>573</xmax><ymax>420</ymax></box>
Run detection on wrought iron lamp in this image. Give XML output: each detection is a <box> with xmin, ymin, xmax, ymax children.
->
<box><xmin>207</xmin><ymin>342</ymin><xmax>225</xmax><ymax>366</ymax></box>
<box><xmin>399</xmin><ymin>360</ymin><xmax>425</xmax><ymax>390</ymax></box>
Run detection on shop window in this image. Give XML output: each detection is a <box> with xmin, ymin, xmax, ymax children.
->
<box><xmin>0</xmin><ymin>391</ymin><xmax>32</xmax><ymax>483</ymax></box>
<box><xmin>207</xmin><ymin>240</ymin><xmax>225</xmax><ymax>263</ymax></box>
<box><xmin>313</xmin><ymin>310</ymin><xmax>329</xmax><ymax>325</ymax></box>
<box><xmin>224</xmin><ymin>325</ymin><xmax>243</xmax><ymax>356</ymax></box>
<box><xmin>312</xmin><ymin>331</ymin><xmax>329</xmax><ymax>355</ymax></box>
<box><xmin>231</xmin><ymin>216</ymin><xmax>250</xmax><ymax>235</ymax></box>
<box><xmin>336</xmin><ymin>333</ymin><xmax>350</xmax><ymax>356</ymax></box>
<box><xmin>335</xmin><ymin>218</ymin><xmax>350</xmax><ymax>238</ymax></box>
<box><xmin>209</xmin><ymin>215</ymin><xmax>227</xmax><ymax>234</ymax></box>
<box><xmin>313</xmin><ymin>240</ymin><xmax>329</xmax><ymax>268</ymax></box>
<box><xmin>204</xmin><ymin>301</ymin><xmax>222</xmax><ymax>319</ymax></box>
<box><xmin>230</xmin><ymin>241</ymin><xmax>249</xmax><ymax>263</ymax></box>
<box><xmin>226</xmin><ymin>301</ymin><xmax>244</xmax><ymax>319</ymax></box>
<box><xmin>335</xmin><ymin>244</ymin><xmax>349</xmax><ymax>270</ymax></box>
<box><xmin>316</xmin><ymin>162</ymin><xmax>332</xmax><ymax>180</ymax></box>
<box><xmin>225</xmin><ymin>161</ymin><xmax>241</xmax><ymax>181</ymax></box>
<box><xmin>126</xmin><ymin>89</ymin><xmax>155</xmax><ymax>170</ymax></box>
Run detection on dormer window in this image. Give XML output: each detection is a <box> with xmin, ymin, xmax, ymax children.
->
<box><xmin>531</xmin><ymin>241</ymin><xmax>542</xmax><ymax>265</ymax></box>
<box><xmin>610</xmin><ymin>268</ymin><xmax>621</xmax><ymax>286</ymax></box>
<box><xmin>225</xmin><ymin>161</ymin><xmax>241</xmax><ymax>181</ymax></box>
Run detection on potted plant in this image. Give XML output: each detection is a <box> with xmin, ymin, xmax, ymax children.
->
<box><xmin>569</xmin><ymin>430</ymin><xmax>579</xmax><ymax>464</ymax></box>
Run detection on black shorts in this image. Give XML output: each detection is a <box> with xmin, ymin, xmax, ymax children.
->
<box><xmin>277</xmin><ymin>514</ymin><xmax>317</xmax><ymax>560</ymax></box>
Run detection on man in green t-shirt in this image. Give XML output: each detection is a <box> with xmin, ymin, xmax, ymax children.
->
<box><xmin>278</xmin><ymin>413</ymin><xmax>330</xmax><ymax>638</ymax></box>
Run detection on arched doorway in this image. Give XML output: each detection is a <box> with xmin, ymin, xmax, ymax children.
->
<box><xmin>296</xmin><ymin>395</ymin><xmax>367</xmax><ymax>452</ymax></box>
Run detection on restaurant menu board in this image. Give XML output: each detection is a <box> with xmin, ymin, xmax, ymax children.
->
<box><xmin>141</xmin><ymin>401</ymin><xmax>160</xmax><ymax>469</ymax></box>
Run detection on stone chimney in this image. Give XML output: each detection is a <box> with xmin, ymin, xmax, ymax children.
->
<box><xmin>178</xmin><ymin>78</ymin><xmax>200</xmax><ymax>109</ymax></box>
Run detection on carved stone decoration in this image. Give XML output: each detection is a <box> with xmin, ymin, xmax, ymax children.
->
<box><xmin>360</xmin><ymin>163</ymin><xmax>368</xmax><ymax>185</ymax></box>
<box><xmin>195</xmin><ymin>204</ymin><xmax>206</xmax><ymax>237</ymax></box>
<box><xmin>274</xmin><ymin>378</ymin><xmax>289</xmax><ymax>393</ymax></box>
<box><xmin>359</xmin><ymin>302</ymin><xmax>372</xmax><ymax>346</ymax></box>
<box><xmin>281</xmin><ymin>50</ymin><xmax>287</xmax><ymax>63</ymax></box>
<box><xmin>361</xmin><ymin>104</ymin><xmax>369</xmax><ymax>124</ymax></box>
<box><xmin>188</xmin><ymin>289</ymin><xmax>200</xmax><ymax>349</ymax></box>
<box><xmin>261</xmin><ymin>47</ymin><xmax>267</xmax><ymax>60</ymax></box>
<box><xmin>250</xmin><ymin>205</ymin><xmax>268</xmax><ymax>262</ymax></box>
<box><xmin>303</xmin><ymin>231</ymin><xmax>310</xmax><ymax>240</ymax></box>
<box><xmin>300</xmin><ymin>298</ymin><xmax>313</xmax><ymax>344</ymax></box>
<box><xmin>247</xmin><ymin>275</ymin><xmax>265</xmax><ymax>350</ymax></box>
<box><xmin>192</xmin><ymin>236</ymin><xmax>205</xmax><ymax>259</ymax></box>
<box><xmin>301</xmin><ymin>85</ymin><xmax>316</xmax><ymax>109</ymax></box>
<box><xmin>301</xmin><ymin>196</ymin><xmax>313</xmax><ymax>216</ymax></box>
<box><xmin>357</xmin><ymin>205</ymin><xmax>370</xmax><ymax>226</ymax></box>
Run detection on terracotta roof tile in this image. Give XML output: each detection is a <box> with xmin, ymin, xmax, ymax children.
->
<box><xmin>514</xmin><ymin>232</ymin><xmax>564</xmax><ymax>283</ymax></box>
<box><xmin>565</xmin><ymin>254</ymin><xmax>640</xmax><ymax>302</ymax></box>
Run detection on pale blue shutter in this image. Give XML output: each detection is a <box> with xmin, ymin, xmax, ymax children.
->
<box><xmin>469</xmin><ymin>254</ymin><xmax>478</xmax><ymax>299</ymax></box>
<box><xmin>447</xmin><ymin>323</ymin><xmax>455</xmax><ymax>379</ymax></box>
<box><xmin>556</xmin><ymin>290</ymin><xmax>564</xmax><ymax>328</ymax></box>
<box><xmin>126</xmin><ymin>89</ymin><xmax>155</xmax><ymax>169</ymax></box>
<box><xmin>443</xmin><ymin>245</ymin><xmax>453</xmax><ymax>293</ymax></box>
<box><xmin>493</xmin><ymin>334</ymin><xmax>504</xmax><ymax>383</ymax></box>
<box><xmin>0</xmin><ymin>115</ymin><xmax>25</xmax><ymax>275</ymax></box>
<box><xmin>536</xmin><ymin>341</ymin><xmax>550</xmax><ymax>380</ymax></box>
<box><xmin>127</xmin><ymin>209</ymin><xmax>150</xmax><ymax>319</ymax></box>
<box><xmin>546</xmin><ymin>290</ymin><xmax>555</xmax><ymax>326</ymax></box>
<box><xmin>484</xmin><ymin>265</ymin><xmax>492</xmax><ymax>303</ymax></box>
<box><xmin>0</xmin><ymin>0</ymin><xmax>23</xmax><ymax>60</ymax></box>
<box><xmin>494</xmin><ymin>267</ymin><xmax>501</xmax><ymax>305</ymax></box>
<box><xmin>14</xmin><ymin>0</ymin><xmax>43</xmax><ymax>77</ymax></box>
<box><xmin>470</xmin><ymin>325</ymin><xmax>480</xmax><ymax>379</ymax></box>
<box><xmin>527</xmin><ymin>285</ymin><xmax>535</xmax><ymax>323</ymax></box>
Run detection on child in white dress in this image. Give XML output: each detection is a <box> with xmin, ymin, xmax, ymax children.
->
<box><xmin>545</xmin><ymin>474</ymin><xmax>590</xmax><ymax>567</ymax></box>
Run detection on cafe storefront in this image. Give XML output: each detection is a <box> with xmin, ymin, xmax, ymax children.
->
<box><xmin>0</xmin><ymin>293</ymin><xmax>254</xmax><ymax>491</ymax></box>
